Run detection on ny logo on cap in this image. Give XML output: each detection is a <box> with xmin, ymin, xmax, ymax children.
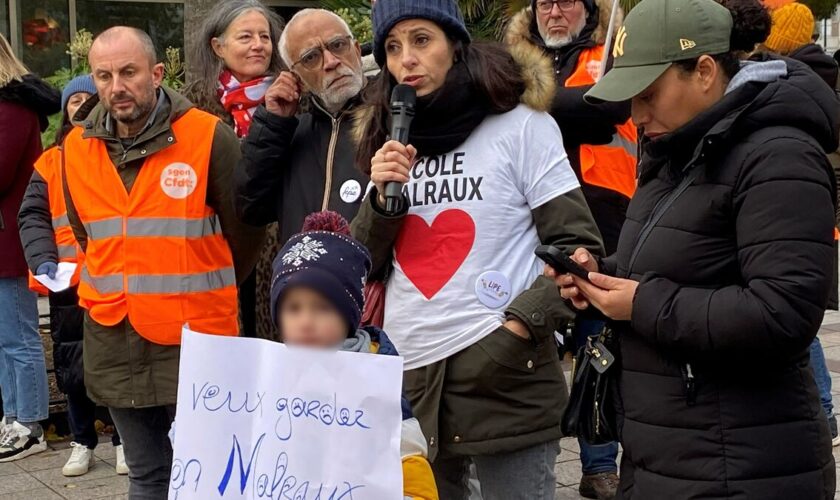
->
<box><xmin>614</xmin><ymin>26</ymin><xmax>628</xmax><ymax>58</ymax></box>
<box><xmin>680</xmin><ymin>38</ymin><xmax>697</xmax><ymax>51</ymax></box>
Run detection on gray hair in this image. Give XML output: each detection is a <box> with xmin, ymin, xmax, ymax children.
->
<box><xmin>188</xmin><ymin>0</ymin><xmax>285</xmax><ymax>99</ymax></box>
<box><xmin>92</xmin><ymin>26</ymin><xmax>157</xmax><ymax>66</ymax></box>
<box><xmin>278</xmin><ymin>9</ymin><xmax>353</xmax><ymax>67</ymax></box>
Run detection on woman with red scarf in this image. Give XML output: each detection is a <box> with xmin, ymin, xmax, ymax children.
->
<box><xmin>183</xmin><ymin>0</ymin><xmax>285</xmax><ymax>339</ymax></box>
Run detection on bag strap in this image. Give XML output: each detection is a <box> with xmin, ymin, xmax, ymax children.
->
<box><xmin>627</xmin><ymin>166</ymin><xmax>703</xmax><ymax>273</ymax></box>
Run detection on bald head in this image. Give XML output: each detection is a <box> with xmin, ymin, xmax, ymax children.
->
<box><xmin>279</xmin><ymin>9</ymin><xmax>352</xmax><ymax>67</ymax></box>
<box><xmin>91</xmin><ymin>26</ymin><xmax>157</xmax><ymax>66</ymax></box>
<box><xmin>89</xmin><ymin>26</ymin><xmax>164</xmax><ymax>138</ymax></box>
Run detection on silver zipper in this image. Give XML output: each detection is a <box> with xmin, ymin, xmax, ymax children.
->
<box><xmin>594</xmin><ymin>400</ymin><xmax>600</xmax><ymax>434</ymax></box>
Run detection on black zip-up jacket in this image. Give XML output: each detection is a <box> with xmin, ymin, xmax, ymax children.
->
<box><xmin>603</xmin><ymin>59</ymin><xmax>838</xmax><ymax>499</ymax></box>
<box><xmin>235</xmin><ymin>96</ymin><xmax>370</xmax><ymax>243</ymax></box>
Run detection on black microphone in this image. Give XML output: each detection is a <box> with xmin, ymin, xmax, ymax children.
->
<box><xmin>384</xmin><ymin>84</ymin><xmax>416</xmax><ymax>214</ymax></box>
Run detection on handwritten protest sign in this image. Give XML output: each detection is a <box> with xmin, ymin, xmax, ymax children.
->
<box><xmin>169</xmin><ymin>328</ymin><xmax>404</xmax><ymax>500</ymax></box>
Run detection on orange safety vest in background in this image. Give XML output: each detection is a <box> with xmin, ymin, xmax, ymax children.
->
<box><xmin>566</xmin><ymin>45</ymin><xmax>638</xmax><ymax>200</ymax></box>
<box><xmin>62</xmin><ymin>108</ymin><xmax>239</xmax><ymax>345</ymax></box>
<box><xmin>27</xmin><ymin>146</ymin><xmax>82</xmax><ymax>295</ymax></box>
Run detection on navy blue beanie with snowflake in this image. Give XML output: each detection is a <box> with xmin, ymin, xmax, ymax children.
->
<box><xmin>270</xmin><ymin>212</ymin><xmax>372</xmax><ymax>334</ymax></box>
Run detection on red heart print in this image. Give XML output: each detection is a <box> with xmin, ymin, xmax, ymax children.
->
<box><xmin>395</xmin><ymin>209</ymin><xmax>476</xmax><ymax>300</ymax></box>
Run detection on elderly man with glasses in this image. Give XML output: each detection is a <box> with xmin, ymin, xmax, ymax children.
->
<box><xmin>235</xmin><ymin>8</ymin><xmax>370</xmax><ymax>257</ymax></box>
<box><xmin>504</xmin><ymin>0</ymin><xmax>638</xmax><ymax>499</ymax></box>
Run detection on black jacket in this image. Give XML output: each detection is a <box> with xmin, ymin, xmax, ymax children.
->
<box><xmin>790</xmin><ymin>44</ymin><xmax>839</xmax><ymax>90</ymax></box>
<box><xmin>17</xmin><ymin>146</ymin><xmax>85</xmax><ymax>394</ymax></box>
<box><xmin>235</xmin><ymin>97</ymin><xmax>370</xmax><ymax>243</ymax></box>
<box><xmin>506</xmin><ymin>5</ymin><xmax>632</xmax><ymax>253</ymax></box>
<box><xmin>602</xmin><ymin>59</ymin><xmax>838</xmax><ymax>499</ymax></box>
<box><xmin>18</xmin><ymin>152</ymin><xmax>56</xmax><ymax>274</ymax></box>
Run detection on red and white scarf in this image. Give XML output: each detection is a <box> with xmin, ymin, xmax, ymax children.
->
<box><xmin>217</xmin><ymin>70</ymin><xmax>273</xmax><ymax>138</ymax></box>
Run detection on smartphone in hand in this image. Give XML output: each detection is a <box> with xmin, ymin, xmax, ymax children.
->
<box><xmin>535</xmin><ymin>245</ymin><xmax>591</xmax><ymax>282</ymax></box>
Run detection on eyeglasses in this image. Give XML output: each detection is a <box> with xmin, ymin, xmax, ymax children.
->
<box><xmin>292</xmin><ymin>35</ymin><xmax>355</xmax><ymax>71</ymax></box>
<box><xmin>536</xmin><ymin>0</ymin><xmax>579</xmax><ymax>13</ymax></box>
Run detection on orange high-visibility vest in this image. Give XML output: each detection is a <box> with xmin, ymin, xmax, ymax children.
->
<box><xmin>566</xmin><ymin>45</ymin><xmax>639</xmax><ymax>200</ymax></box>
<box><xmin>62</xmin><ymin>108</ymin><xmax>239</xmax><ymax>345</ymax></box>
<box><xmin>27</xmin><ymin>146</ymin><xmax>82</xmax><ymax>295</ymax></box>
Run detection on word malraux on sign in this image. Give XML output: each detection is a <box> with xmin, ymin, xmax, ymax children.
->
<box><xmin>169</xmin><ymin>328</ymin><xmax>404</xmax><ymax>500</ymax></box>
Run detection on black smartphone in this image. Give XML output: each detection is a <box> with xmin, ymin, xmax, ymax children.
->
<box><xmin>535</xmin><ymin>245</ymin><xmax>591</xmax><ymax>282</ymax></box>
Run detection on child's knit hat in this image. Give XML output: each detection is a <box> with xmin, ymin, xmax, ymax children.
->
<box><xmin>270</xmin><ymin>212</ymin><xmax>372</xmax><ymax>334</ymax></box>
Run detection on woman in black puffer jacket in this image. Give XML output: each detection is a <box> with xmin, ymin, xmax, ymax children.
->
<box><xmin>557</xmin><ymin>0</ymin><xmax>838</xmax><ymax>497</ymax></box>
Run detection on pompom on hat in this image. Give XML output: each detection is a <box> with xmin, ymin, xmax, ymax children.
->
<box><xmin>270</xmin><ymin>212</ymin><xmax>372</xmax><ymax>335</ymax></box>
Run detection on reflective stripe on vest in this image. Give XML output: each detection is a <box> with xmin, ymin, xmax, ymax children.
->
<box><xmin>565</xmin><ymin>45</ymin><xmax>638</xmax><ymax>200</ymax></box>
<box><xmin>58</xmin><ymin>245</ymin><xmax>78</xmax><ymax>259</ymax></box>
<box><xmin>63</xmin><ymin>108</ymin><xmax>239</xmax><ymax>343</ymax></box>
<box><xmin>80</xmin><ymin>267</ymin><xmax>124</xmax><ymax>294</ymax></box>
<box><xmin>85</xmin><ymin>216</ymin><xmax>223</xmax><ymax>241</ymax></box>
<box><xmin>81</xmin><ymin>267</ymin><xmax>236</xmax><ymax>295</ymax></box>
<box><xmin>129</xmin><ymin>267</ymin><xmax>236</xmax><ymax>294</ymax></box>
<box><xmin>52</xmin><ymin>214</ymin><xmax>70</xmax><ymax>230</ymax></box>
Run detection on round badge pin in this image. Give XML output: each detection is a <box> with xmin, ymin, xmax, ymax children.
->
<box><xmin>475</xmin><ymin>271</ymin><xmax>512</xmax><ymax>309</ymax></box>
<box><xmin>340</xmin><ymin>179</ymin><xmax>362</xmax><ymax>204</ymax></box>
<box><xmin>160</xmin><ymin>162</ymin><xmax>197</xmax><ymax>199</ymax></box>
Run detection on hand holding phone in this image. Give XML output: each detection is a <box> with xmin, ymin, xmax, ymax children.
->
<box><xmin>535</xmin><ymin>245</ymin><xmax>592</xmax><ymax>282</ymax></box>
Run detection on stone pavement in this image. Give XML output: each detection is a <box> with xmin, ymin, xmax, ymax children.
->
<box><xmin>8</xmin><ymin>313</ymin><xmax>840</xmax><ymax>499</ymax></box>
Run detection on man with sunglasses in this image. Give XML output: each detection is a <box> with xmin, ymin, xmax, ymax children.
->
<box><xmin>235</xmin><ymin>8</ymin><xmax>369</xmax><ymax>249</ymax></box>
<box><xmin>505</xmin><ymin>0</ymin><xmax>637</xmax><ymax>499</ymax></box>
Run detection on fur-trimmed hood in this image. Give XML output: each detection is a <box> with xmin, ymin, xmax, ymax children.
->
<box><xmin>351</xmin><ymin>42</ymin><xmax>557</xmax><ymax>147</ymax></box>
<box><xmin>505</xmin><ymin>1</ymin><xmax>623</xmax><ymax>56</ymax></box>
<box><xmin>0</xmin><ymin>75</ymin><xmax>61</xmax><ymax>132</ymax></box>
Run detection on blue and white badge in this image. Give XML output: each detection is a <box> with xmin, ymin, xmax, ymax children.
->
<box><xmin>475</xmin><ymin>271</ymin><xmax>512</xmax><ymax>309</ymax></box>
<box><xmin>340</xmin><ymin>179</ymin><xmax>362</xmax><ymax>204</ymax></box>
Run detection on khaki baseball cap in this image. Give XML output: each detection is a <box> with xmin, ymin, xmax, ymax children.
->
<box><xmin>585</xmin><ymin>0</ymin><xmax>733</xmax><ymax>103</ymax></box>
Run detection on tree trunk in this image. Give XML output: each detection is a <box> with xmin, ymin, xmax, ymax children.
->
<box><xmin>184</xmin><ymin>0</ymin><xmax>223</xmax><ymax>83</ymax></box>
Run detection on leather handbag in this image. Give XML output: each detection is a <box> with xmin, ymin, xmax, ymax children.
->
<box><xmin>561</xmin><ymin>325</ymin><xmax>619</xmax><ymax>444</ymax></box>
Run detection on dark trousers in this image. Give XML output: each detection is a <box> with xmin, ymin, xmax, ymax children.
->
<box><xmin>109</xmin><ymin>406</ymin><xmax>175</xmax><ymax>500</ymax></box>
<box><xmin>67</xmin><ymin>389</ymin><xmax>120</xmax><ymax>449</ymax></box>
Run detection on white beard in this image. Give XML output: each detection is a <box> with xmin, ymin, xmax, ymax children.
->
<box><xmin>539</xmin><ymin>18</ymin><xmax>587</xmax><ymax>49</ymax></box>
<box><xmin>317</xmin><ymin>70</ymin><xmax>365</xmax><ymax>114</ymax></box>
<box><xmin>543</xmin><ymin>34</ymin><xmax>574</xmax><ymax>48</ymax></box>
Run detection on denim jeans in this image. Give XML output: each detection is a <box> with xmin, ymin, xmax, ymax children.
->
<box><xmin>810</xmin><ymin>337</ymin><xmax>834</xmax><ymax>419</ymax></box>
<box><xmin>433</xmin><ymin>441</ymin><xmax>560</xmax><ymax>500</ymax></box>
<box><xmin>574</xmin><ymin>318</ymin><xmax>619</xmax><ymax>474</ymax></box>
<box><xmin>67</xmin><ymin>389</ymin><xmax>120</xmax><ymax>449</ymax></box>
<box><xmin>0</xmin><ymin>277</ymin><xmax>49</xmax><ymax>423</ymax></box>
<box><xmin>109</xmin><ymin>406</ymin><xmax>175</xmax><ymax>500</ymax></box>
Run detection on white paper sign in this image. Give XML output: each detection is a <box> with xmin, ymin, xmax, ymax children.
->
<box><xmin>170</xmin><ymin>328</ymin><xmax>404</xmax><ymax>500</ymax></box>
<box><xmin>34</xmin><ymin>262</ymin><xmax>77</xmax><ymax>293</ymax></box>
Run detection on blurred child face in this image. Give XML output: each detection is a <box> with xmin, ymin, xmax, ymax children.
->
<box><xmin>66</xmin><ymin>91</ymin><xmax>92</xmax><ymax>121</ymax></box>
<box><xmin>280</xmin><ymin>287</ymin><xmax>347</xmax><ymax>348</ymax></box>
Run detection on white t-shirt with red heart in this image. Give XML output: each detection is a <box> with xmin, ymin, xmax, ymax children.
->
<box><xmin>383</xmin><ymin>104</ymin><xmax>581</xmax><ymax>370</ymax></box>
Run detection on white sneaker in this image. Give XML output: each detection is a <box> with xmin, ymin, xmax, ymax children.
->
<box><xmin>0</xmin><ymin>421</ymin><xmax>47</xmax><ymax>462</ymax></box>
<box><xmin>115</xmin><ymin>444</ymin><xmax>129</xmax><ymax>475</ymax></box>
<box><xmin>0</xmin><ymin>418</ymin><xmax>12</xmax><ymax>442</ymax></box>
<box><xmin>62</xmin><ymin>442</ymin><xmax>95</xmax><ymax>477</ymax></box>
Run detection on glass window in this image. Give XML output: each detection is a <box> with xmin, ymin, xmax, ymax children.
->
<box><xmin>1</xmin><ymin>0</ymin><xmax>9</xmax><ymax>39</ymax></box>
<box><xmin>16</xmin><ymin>0</ymin><xmax>70</xmax><ymax>77</ymax></box>
<box><xmin>76</xmin><ymin>1</ymin><xmax>184</xmax><ymax>62</ymax></box>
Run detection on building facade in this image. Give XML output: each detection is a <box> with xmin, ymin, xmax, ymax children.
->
<box><xmin>1</xmin><ymin>0</ymin><xmax>317</xmax><ymax>79</ymax></box>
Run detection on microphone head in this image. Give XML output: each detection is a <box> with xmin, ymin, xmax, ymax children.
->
<box><xmin>390</xmin><ymin>84</ymin><xmax>416</xmax><ymax>110</ymax></box>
